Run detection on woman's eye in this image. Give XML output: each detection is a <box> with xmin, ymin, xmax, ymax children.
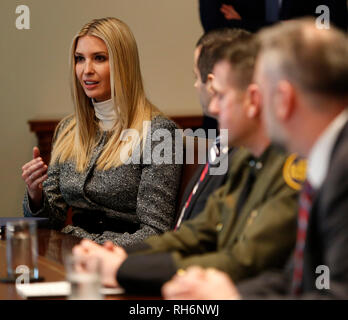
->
<box><xmin>75</xmin><ymin>55</ymin><xmax>84</xmax><ymax>63</ymax></box>
<box><xmin>95</xmin><ymin>55</ymin><xmax>107</xmax><ymax>62</ymax></box>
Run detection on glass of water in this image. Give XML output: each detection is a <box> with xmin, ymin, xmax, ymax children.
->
<box><xmin>6</xmin><ymin>220</ymin><xmax>39</xmax><ymax>281</ymax></box>
<box><xmin>64</xmin><ymin>254</ymin><xmax>103</xmax><ymax>300</ymax></box>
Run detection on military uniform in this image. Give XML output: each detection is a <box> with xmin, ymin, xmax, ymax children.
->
<box><xmin>117</xmin><ymin>146</ymin><xmax>305</xmax><ymax>294</ymax></box>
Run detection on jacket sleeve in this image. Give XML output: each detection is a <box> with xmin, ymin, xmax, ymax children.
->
<box><xmin>22</xmin><ymin>116</ymin><xmax>74</xmax><ymax>230</ymax></box>
<box><xmin>94</xmin><ymin>117</ymin><xmax>182</xmax><ymax>247</ymax></box>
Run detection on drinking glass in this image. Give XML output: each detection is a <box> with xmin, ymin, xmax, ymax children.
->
<box><xmin>64</xmin><ymin>254</ymin><xmax>103</xmax><ymax>300</ymax></box>
<box><xmin>6</xmin><ymin>220</ymin><xmax>39</xmax><ymax>281</ymax></box>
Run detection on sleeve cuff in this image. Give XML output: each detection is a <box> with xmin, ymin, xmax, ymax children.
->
<box><xmin>117</xmin><ymin>252</ymin><xmax>177</xmax><ymax>295</ymax></box>
<box><xmin>23</xmin><ymin>189</ymin><xmax>46</xmax><ymax>217</ymax></box>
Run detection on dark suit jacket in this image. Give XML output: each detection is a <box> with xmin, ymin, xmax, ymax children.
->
<box><xmin>177</xmin><ymin>149</ymin><xmax>235</xmax><ymax>224</ymax></box>
<box><xmin>199</xmin><ymin>0</ymin><xmax>347</xmax><ymax>33</ymax></box>
<box><xmin>238</xmin><ymin>120</ymin><xmax>348</xmax><ymax>299</ymax></box>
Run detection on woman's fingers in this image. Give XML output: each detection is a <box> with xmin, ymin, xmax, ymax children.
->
<box><xmin>32</xmin><ymin>147</ymin><xmax>40</xmax><ymax>159</ymax></box>
<box><xmin>22</xmin><ymin>147</ymin><xmax>45</xmax><ymax>173</ymax></box>
<box><xmin>31</xmin><ymin>174</ymin><xmax>48</xmax><ymax>190</ymax></box>
<box><xmin>23</xmin><ymin>168</ymin><xmax>47</xmax><ymax>188</ymax></box>
<box><xmin>31</xmin><ymin>164</ymin><xmax>47</xmax><ymax>180</ymax></box>
<box><xmin>22</xmin><ymin>157</ymin><xmax>43</xmax><ymax>172</ymax></box>
<box><xmin>22</xmin><ymin>160</ymin><xmax>46</xmax><ymax>179</ymax></box>
<box><xmin>24</xmin><ymin>164</ymin><xmax>47</xmax><ymax>188</ymax></box>
<box><xmin>21</xmin><ymin>150</ymin><xmax>46</xmax><ymax>206</ymax></box>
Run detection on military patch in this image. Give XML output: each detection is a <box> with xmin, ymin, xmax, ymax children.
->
<box><xmin>282</xmin><ymin>154</ymin><xmax>307</xmax><ymax>190</ymax></box>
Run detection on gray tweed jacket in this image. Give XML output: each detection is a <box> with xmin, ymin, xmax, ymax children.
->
<box><xmin>23</xmin><ymin>115</ymin><xmax>182</xmax><ymax>247</ymax></box>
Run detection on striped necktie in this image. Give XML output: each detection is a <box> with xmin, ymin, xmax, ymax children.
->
<box><xmin>291</xmin><ymin>180</ymin><xmax>315</xmax><ymax>295</ymax></box>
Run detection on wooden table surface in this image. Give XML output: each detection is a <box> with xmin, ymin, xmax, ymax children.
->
<box><xmin>0</xmin><ymin>229</ymin><xmax>157</xmax><ymax>300</ymax></box>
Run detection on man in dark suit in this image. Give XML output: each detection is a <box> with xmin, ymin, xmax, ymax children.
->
<box><xmin>174</xmin><ymin>29</ymin><xmax>240</xmax><ymax>228</ymax></box>
<box><xmin>199</xmin><ymin>0</ymin><xmax>347</xmax><ymax>32</ymax></box>
<box><xmin>162</xmin><ymin>18</ymin><xmax>348</xmax><ymax>300</ymax></box>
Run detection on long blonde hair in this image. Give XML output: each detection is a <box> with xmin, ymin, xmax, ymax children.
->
<box><xmin>51</xmin><ymin>17</ymin><xmax>160</xmax><ymax>171</ymax></box>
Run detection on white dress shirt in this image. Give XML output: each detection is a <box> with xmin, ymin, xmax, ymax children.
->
<box><xmin>307</xmin><ymin>109</ymin><xmax>348</xmax><ymax>190</ymax></box>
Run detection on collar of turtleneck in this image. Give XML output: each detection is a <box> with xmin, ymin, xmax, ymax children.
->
<box><xmin>92</xmin><ymin>98</ymin><xmax>117</xmax><ymax>131</ymax></box>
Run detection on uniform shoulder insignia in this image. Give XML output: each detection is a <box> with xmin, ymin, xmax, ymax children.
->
<box><xmin>282</xmin><ymin>154</ymin><xmax>307</xmax><ymax>190</ymax></box>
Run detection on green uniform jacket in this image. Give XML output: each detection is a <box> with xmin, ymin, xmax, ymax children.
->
<box><xmin>117</xmin><ymin>146</ymin><xmax>300</xmax><ymax>294</ymax></box>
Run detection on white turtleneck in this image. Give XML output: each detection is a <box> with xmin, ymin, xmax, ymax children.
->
<box><xmin>92</xmin><ymin>98</ymin><xmax>117</xmax><ymax>131</ymax></box>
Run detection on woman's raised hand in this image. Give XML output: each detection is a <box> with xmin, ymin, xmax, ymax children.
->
<box><xmin>22</xmin><ymin>147</ymin><xmax>48</xmax><ymax>209</ymax></box>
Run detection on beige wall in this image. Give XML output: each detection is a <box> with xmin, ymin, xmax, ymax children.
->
<box><xmin>0</xmin><ymin>0</ymin><xmax>203</xmax><ymax>217</ymax></box>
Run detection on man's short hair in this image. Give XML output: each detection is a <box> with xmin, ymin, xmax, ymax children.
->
<box><xmin>197</xmin><ymin>28</ymin><xmax>253</xmax><ymax>84</ymax></box>
<box><xmin>200</xmin><ymin>30</ymin><xmax>259</xmax><ymax>90</ymax></box>
<box><xmin>257</xmin><ymin>18</ymin><xmax>348</xmax><ymax>98</ymax></box>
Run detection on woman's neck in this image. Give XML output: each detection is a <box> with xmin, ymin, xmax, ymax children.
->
<box><xmin>92</xmin><ymin>98</ymin><xmax>117</xmax><ymax>131</ymax></box>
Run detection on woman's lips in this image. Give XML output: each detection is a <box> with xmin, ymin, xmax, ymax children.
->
<box><xmin>83</xmin><ymin>80</ymin><xmax>99</xmax><ymax>90</ymax></box>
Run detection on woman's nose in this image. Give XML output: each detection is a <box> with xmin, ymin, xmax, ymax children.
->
<box><xmin>84</xmin><ymin>59</ymin><xmax>94</xmax><ymax>74</ymax></box>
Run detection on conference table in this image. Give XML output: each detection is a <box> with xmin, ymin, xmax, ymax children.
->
<box><xmin>0</xmin><ymin>229</ymin><xmax>157</xmax><ymax>300</ymax></box>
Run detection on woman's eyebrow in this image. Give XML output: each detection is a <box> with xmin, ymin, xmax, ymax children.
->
<box><xmin>92</xmin><ymin>51</ymin><xmax>108</xmax><ymax>55</ymax></box>
<box><xmin>74</xmin><ymin>51</ymin><xmax>108</xmax><ymax>55</ymax></box>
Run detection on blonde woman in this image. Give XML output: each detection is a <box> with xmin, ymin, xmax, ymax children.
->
<box><xmin>22</xmin><ymin>17</ymin><xmax>182</xmax><ymax>246</ymax></box>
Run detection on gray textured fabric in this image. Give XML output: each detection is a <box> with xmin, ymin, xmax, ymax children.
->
<box><xmin>23</xmin><ymin>115</ymin><xmax>182</xmax><ymax>247</ymax></box>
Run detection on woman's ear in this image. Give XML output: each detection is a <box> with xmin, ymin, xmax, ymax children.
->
<box><xmin>246</xmin><ymin>84</ymin><xmax>261</xmax><ymax>118</ymax></box>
